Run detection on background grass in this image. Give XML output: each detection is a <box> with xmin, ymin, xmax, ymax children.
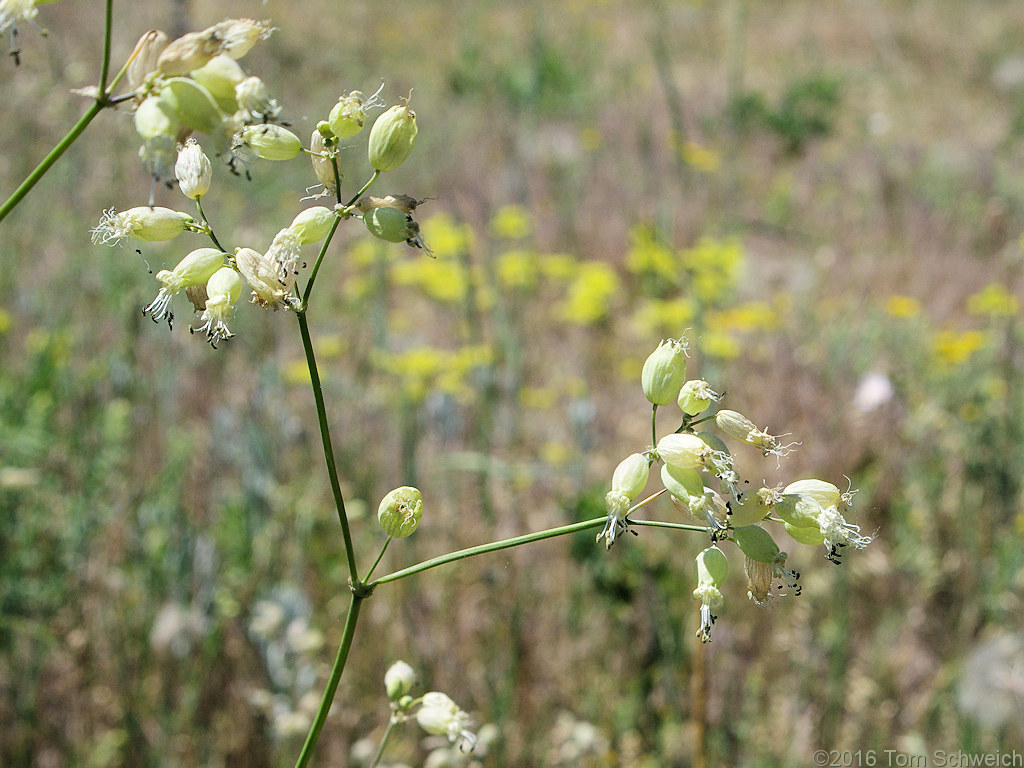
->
<box><xmin>2</xmin><ymin>0</ymin><xmax>1023</xmax><ymax>766</ymax></box>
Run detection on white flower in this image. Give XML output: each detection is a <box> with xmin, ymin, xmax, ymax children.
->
<box><xmin>142</xmin><ymin>247</ymin><xmax>225</xmax><ymax>327</ymax></box>
<box><xmin>416</xmin><ymin>692</ymin><xmax>476</xmax><ymax>752</ymax></box>
<box><xmin>175</xmin><ymin>138</ymin><xmax>213</xmax><ymax>200</ymax></box>
<box><xmin>234</xmin><ymin>246</ymin><xmax>299</xmax><ymax>311</ymax></box>
<box><xmin>90</xmin><ymin>206</ymin><xmax>194</xmax><ymax>246</ymax></box>
<box><xmin>191</xmin><ymin>266</ymin><xmax>241</xmax><ymax>347</ymax></box>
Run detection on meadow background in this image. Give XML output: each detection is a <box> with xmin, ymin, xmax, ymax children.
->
<box><xmin>2</xmin><ymin>0</ymin><xmax>1023</xmax><ymax>765</ymax></box>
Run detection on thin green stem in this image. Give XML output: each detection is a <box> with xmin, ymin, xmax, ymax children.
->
<box><xmin>196</xmin><ymin>199</ymin><xmax>228</xmax><ymax>252</ymax></box>
<box><xmin>293</xmin><ymin>592</ymin><xmax>365</xmax><ymax>768</ymax></box>
<box><xmin>651</xmin><ymin>404</ymin><xmax>659</xmax><ymax>446</ymax></box>
<box><xmin>344</xmin><ymin>169</ymin><xmax>380</xmax><ymax>209</ymax></box>
<box><xmin>301</xmin><ymin>217</ymin><xmax>341</xmax><ymax>307</ymax></box>
<box><xmin>367</xmin><ymin>717</ymin><xmax>398</xmax><ymax>768</ymax></box>
<box><xmin>369</xmin><ymin>517</ymin><xmax>606</xmax><ymax>588</ymax></box>
<box><xmin>632</xmin><ymin>519</ymin><xmax>709</xmax><ymax>533</ymax></box>
<box><xmin>364</xmin><ymin>537</ymin><xmax>392</xmax><ymax>582</ymax></box>
<box><xmin>296</xmin><ymin>310</ymin><xmax>359</xmax><ymax>584</ymax></box>
<box><xmin>97</xmin><ymin>0</ymin><xmax>114</xmax><ymax>92</ymax></box>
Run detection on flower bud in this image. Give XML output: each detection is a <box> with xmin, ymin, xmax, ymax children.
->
<box><xmin>127</xmin><ymin>29</ymin><xmax>169</xmax><ymax>91</ymax></box>
<box><xmin>677</xmin><ymin>379</ymin><xmax>720</xmax><ymax>416</ymax></box>
<box><xmin>289</xmin><ymin>206</ymin><xmax>335</xmax><ymax>245</ymax></box>
<box><xmin>328</xmin><ymin>91</ymin><xmax>367</xmax><ymax>139</ymax></box>
<box><xmin>732</xmin><ymin>525</ymin><xmax>781</xmax><ymax>564</ymax></box>
<box><xmin>377</xmin><ymin>486</ymin><xmax>423</xmax><ymax>538</ymax></box>
<box><xmin>368</xmin><ymin>98</ymin><xmax>418</xmax><ymax>172</ymax></box>
<box><xmin>157</xmin><ymin>77</ymin><xmax>223</xmax><ymax>134</ymax></box>
<box><xmin>656</xmin><ymin>432</ymin><xmax>708</xmax><ymax>471</ymax></box>
<box><xmin>384</xmin><ymin>660</ymin><xmax>417</xmax><ymax>701</ymax></box>
<box><xmin>240</xmin><ymin>124</ymin><xmax>302</xmax><ymax>161</ymax></box>
<box><xmin>641</xmin><ymin>338</ymin><xmax>688</xmax><ymax>405</ymax></box>
<box><xmin>175</xmin><ymin>138</ymin><xmax>212</xmax><ymax>200</ymax></box>
<box><xmin>610</xmin><ymin>453</ymin><xmax>649</xmax><ymax>500</ymax></box>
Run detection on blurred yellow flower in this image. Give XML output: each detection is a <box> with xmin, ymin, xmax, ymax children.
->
<box><xmin>489</xmin><ymin>205</ymin><xmax>532</xmax><ymax>240</ymax></box>
<box><xmin>391</xmin><ymin>257</ymin><xmax>468</xmax><ymax>304</ymax></box>
<box><xmin>884</xmin><ymin>295</ymin><xmax>921</xmax><ymax>319</ymax></box>
<box><xmin>625</xmin><ymin>224</ymin><xmax>676</xmax><ymax>283</ymax></box>
<box><xmin>630</xmin><ymin>297</ymin><xmax>696</xmax><ymax>338</ymax></box>
<box><xmin>519</xmin><ymin>385</ymin><xmax>558</xmax><ymax>410</ymax></box>
<box><xmin>0</xmin><ymin>308</ymin><xmax>10</xmax><ymax>335</ymax></box>
<box><xmin>348</xmin><ymin>237</ymin><xmax>395</xmax><ymax>268</ymax></box>
<box><xmin>497</xmin><ymin>249</ymin><xmax>541</xmax><ymax>291</ymax></box>
<box><xmin>373</xmin><ymin>345</ymin><xmax>494</xmax><ymax>404</ymax></box>
<box><xmin>701</xmin><ymin>330</ymin><xmax>742</xmax><ymax>360</ymax></box>
<box><xmin>283</xmin><ymin>359</ymin><xmax>312</xmax><ymax>385</ymax></box>
<box><xmin>708</xmin><ymin>301</ymin><xmax>778</xmax><ymax>333</ymax></box>
<box><xmin>580</xmin><ymin>126</ymin><xmax>602</xmax><ymax>152</ymax></box>
<box><xmin>538</xmin><ymin>252</ymin><xmax>579</xmax><ymax>282</ymax></box>
<box><xmin>681</xmin><ymin>141</ymin><xmax>721</xmax><ymax>173</ymax></box>
<box><xmin>421</xmin><ymin>212</ymin><xmax>474</xmax><ymax>258</ymax></box>
<box><xmin>541</xmin><ymin>440</ymin><xmax>572</xmax><ymax>467</ymax></box>
<box><xmin>931</xmin><ymin>329</ymin><xmax>987</xmax><ymax>366</ymax></box>
<box><xmin>966</xmin><ymin>283</ymin><xmax>1019</xmax><ymax>317</ymax></box>
<box><xmin>681</xmin><ymin>236</ymin><xmax>744</xmax><ymax>304</ymax></box>
<box><xmin>560</xmin><ymin>261</ymin><xmax>620</xmax><ymax>325</ymax></box>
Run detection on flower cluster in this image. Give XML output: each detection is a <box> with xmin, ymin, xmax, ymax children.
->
<box><xmin>598</xmin><ymin>335</ymin><xmax>873</xmax><ymax>641</ymax></box>
<box><xmin>90</xmin><ymin>18</ymin><xmax>433</xmax><ymax>347</ymax></box>
<box><xmin>381</xmin><ymin>660</ymin><xmax>479</xmax><ymax>758</ymax></box>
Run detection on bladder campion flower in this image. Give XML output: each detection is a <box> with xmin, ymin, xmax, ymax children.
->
<box><xmin>416</xmin><ymin>692</ymin><xmax>476</xmax><ymax>752</ymax></box>
<box><xmin>715</xmin><ymin>408</ymin><xmax>799</xmax><ymax>464</ymax></box>
<box><xmin>377</xmin><ymin>486</ymin><xmax>423</xmax><ymax>538</ymax></box>
<box><xmin>677</xmin><ymin>379</ymin><xmax>721</xmax><ymax>416</ymax></box>
<box><xmin>597</xmin><ymin>453</ymin><xmax>651</xmax><ymax>549</ymax></box>
<box><xmin>234</xmin><ymin>247</ymin><xmax>298</xmax><ymax>311</ymax></box>
<box><xmin>693</xmin><ymin>546</ymin><xmax>728</xmax><ymax>643</ymax></box>
<box><xmin>368</xmin><ymin>95</ymin><xmax>418</xmax><ymax>172</ymax></box>
<box><xmin>142</xmin><ymin>247</ymin><xmax>226</xmax><ymax>327</ymax></box>
<box><xmin>384</xmin><ymin>660</ymin><xmax>417</xmax><ymax>701</ymax></box>
<box><xmin>175</xmin><ymin>138</ymin><xmax>213</xmax><ymax>200</ymax></box>
<box><xmin>90</xmin><ymin>206</ymin><xmax>195</xmax><ymax>246</ymax></box>
<box><xmin>191</xmin><ymin>266</ymin><xmax>241</xmax><ymax>347</ymax></box>
<box><xmin>641</xmin><ymin>337</ymin><xmax>688</xmax><ymax>406</ymax></box>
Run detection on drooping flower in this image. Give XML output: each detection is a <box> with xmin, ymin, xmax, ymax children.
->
<box><xmin>416</xmin><ymin>692</ymin><xmax>476</xmax><ymax>752</ymax></box>
<box><xmin>191</xmin><ymin>266</ymin><xmax>241</xmax><ymax>347</ymax></box>
<box><xmin>597</xmin><ymin>453</ymin><xmax>651</xmax><ymax>549</ymax></box>
<box><xmin>234</xmin><ymin>246</ymin><xmax>298</xmax><ymax>311</ymax></box>
<box><xmin>142</xmin><ymin>247</ymin><xmax>226</xmax><ymax>327</ymax></box>
<box><xmin>175</xmin><ymin>138</ymin><xmax>213</xmax><ymax>200</ymax></box>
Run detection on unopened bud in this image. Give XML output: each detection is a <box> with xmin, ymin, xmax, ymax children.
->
<box><xmin>368</xmin><ymin>98</ymin><xmax>418</xmax><ymax>172</ymax></box>
<box><xmin>328</xmin><ymin>91</ymin><xmax>367</xmax><ymax>139</ymax></box>
<box><xmin>384</xmin><ymin>660</ymin><xmax>417</xmax><ymax>701</ymax></box>
<box><xmin>377</xmin><ymin>486</ymin><xmax>423</xmax><ymax>538</ymax></box>
<box><xmin>175</xmin><ymin>138</ymin><xmax>212</xmax><ymax>199</ymax></box>
<box><xmin>641</xmin><ymin>338</ymin><xmax>688</xmax><ymax>406</ymax></box>
<box><xmin>241</xmin><ymin>124</ymin><xmax>302</xmax><ymax>161</ymax></box>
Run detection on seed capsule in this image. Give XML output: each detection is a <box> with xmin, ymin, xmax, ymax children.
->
<box><xmin>367</xmin><ymin>98</ymin><xmax>418</xmax><ymax>172</ymax></box>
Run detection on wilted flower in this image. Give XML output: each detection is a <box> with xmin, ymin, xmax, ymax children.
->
<box><xmin>715</xmin><ymin>409</ymin><xmax>799</xmax><ymax>465</ymax></box>
<box><xmin>234</xmin><ymin>246</ymin><xmax>298</xmax><ymax>311</ymax></box>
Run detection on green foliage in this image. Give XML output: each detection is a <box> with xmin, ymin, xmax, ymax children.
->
<box><xmin>729</xmin><ymin>74</ymin><xmax>843</xmax><ymax>154</ymax></box>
